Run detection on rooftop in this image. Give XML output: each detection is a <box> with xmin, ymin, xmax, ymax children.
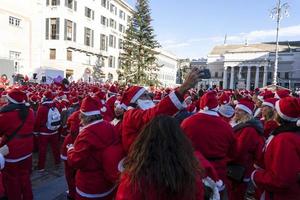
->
<box><xmin>209</xmin><ymin>41</ymin><xmax>300</xmax><ymax>55</ymax></box>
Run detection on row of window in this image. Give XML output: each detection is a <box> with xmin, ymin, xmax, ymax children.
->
<box><xmin>49</xmin><ymin>48</ymin><xmax>118</xmax><ymax>68</ymax></box>
<box><xmin>46</xmin><ymin>0</ymin><xmax>129</xmax><ymax>22</ymax></box>
<box><xmin>46</xmin><ymin>18</ymin><xmax>124</xmax><ymax>50</ymax></box>
<box><xmin>9</xmin><ymin>16</ymin><xmax>21</xmax><ymax>27</ymax></box>
<box><xmin>47</xmin><ymin>0</ymin><xmax>77</xmax><ymax>10</ymax></box>
<box><xmin>100</xmin><ymin>16</ymin><xmax>126</xmax><ymax>33</ymax></box>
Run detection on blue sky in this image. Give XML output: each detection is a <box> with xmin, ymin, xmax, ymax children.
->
<box><xmin>126</xmin><ymin>0</ymin><xmax>300</xmax><ymax>59</ymax></box>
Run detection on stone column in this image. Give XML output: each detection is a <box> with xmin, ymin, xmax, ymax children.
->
<box><xmin>263</xmin><ymin>65</ymin><xmax>268</xmax><ymax>87</ymax></box>
<box><xmin>246</xmin><ymin>66</ymin><xmax>251</xmax><ymax>90</ymax></box>
<box><xmin>230</xmin><ymin>66</ymin><xmax>235</xmax><ymax>89</ymax></box>
<box><xmin>255</xmin><ymin>66</ymin><xmax>260</xmax><ymax>88</ymax></box>
<box><xmin>223</xmin><ymin>66</ymin><xmax>228</xmax><ymax>89</ymax></box>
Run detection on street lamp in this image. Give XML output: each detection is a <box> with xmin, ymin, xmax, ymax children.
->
<box><xmin>270</xmin><ymin>0</ymin><xmax>289</xmax><ymax>85</ymax></box>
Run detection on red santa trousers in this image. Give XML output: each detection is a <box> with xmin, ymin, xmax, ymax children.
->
<box><xmin>38</xmin><ymin>134</ymin><xmax>60</xmax><ymax>170</ymax></box>
<box><xmin>64</xmin><ymin>161</ymin><xmax>76</xmax><ymax>199</ymax></box>
<box><xmin>2</xmin><ymin>157</ymin><xmax>33</xmax><ymax>200</ymax></box>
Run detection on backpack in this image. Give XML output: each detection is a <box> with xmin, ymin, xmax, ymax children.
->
<box><xmin>46</xmin><ymin>107</ymin><xmax>61</xmax><ymax>131</ymax></box>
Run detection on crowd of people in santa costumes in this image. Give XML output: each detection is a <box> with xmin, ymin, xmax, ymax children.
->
<box><xmin>0</xmin><ymin>67</ymin><xmax>299</xmax><ymax>200</ymax></box>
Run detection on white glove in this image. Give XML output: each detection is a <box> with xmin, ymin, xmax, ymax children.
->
<box><xmin>0</xmin><ymin>145</ymin><xmax>9</xmax><ymax>156</ymax></box>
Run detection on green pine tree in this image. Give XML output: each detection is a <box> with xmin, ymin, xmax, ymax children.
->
<box><xmin>119</xmin><ymin>0</ymin><xmax>161</xmax><ymax>86</ymax></box>
<box><xmin>92</xmin><ymin>56</ymin><xmax>105</xmax><ymax>83</ymax></box>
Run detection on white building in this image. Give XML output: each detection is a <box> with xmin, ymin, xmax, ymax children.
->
<box><xmin>207</xmin><ymin>41</ymin><xmax>300</xmax><ymax>90</ymax></box>
<box><xmin>156</xmin><ymin>49</ymin><xmax>178</xmax><ymax>87</ymax></box>
<box><xmin>0</xmin><ymin>0</ymin><xmax>178</xmax><ymax>86</ymax></box>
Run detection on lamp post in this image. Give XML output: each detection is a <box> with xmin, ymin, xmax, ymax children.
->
<box><xmin>270</xmin><ymin>0</ymin><xmax>289</xmax><ymax>85</ymax></box>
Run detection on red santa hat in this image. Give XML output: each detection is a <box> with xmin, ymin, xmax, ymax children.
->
<box><xmin>43</xmin><ymin>91</ymin><xmax>53</xmax><ymax>100</ymax></box>
<box><xmin>80</xmin><ymin>96</ymin><xmax>101</xmax><ymax>116</ymax></box>
<box><xmin>236</xmin><ymin>98</ymin><xmax>255</xmax><ymax>115</ymax></box>
<box><xmin>218</xmin><ymin>92</ymin><xmax>230</xmax><ymax>105</ymax></box>
<box><xmin>258</xmin><ymin>90</ymin><xmax>274</xmax><ymax>102</ymax></box>
<box><xmin>30</xmin><ymin>95</ymin><xmax>39</xmax><ymax>104</ymax></box>
<box><xmin>275</xmin><ymin>97</ymin><xmax>300</xmax><ymax>125</ymax></box>
<box><xmin>109</xmin><ymin>85</ymin><xmax>118</xmax><ymax>94</ymax></box>
<box><xmin>6</xmin><ymin>88</ymin><xmax>27</xmax><ymax>104</ymax></box>
<box><xmin>70</xmin><ymin>97</ymin><xmax>79</xmax><ymax>105</ymax></box>
<box><xmin>121</xmin><ymin>86</ymin><xmax>146</xmax><ymax>107</ymax></box>
<box><xmin>275</xmin><ymin>89</ymin><xmax>290</xmax><ymax>99</ymax></box>
<box><xmin>262</xmin><ymin>98</ymin><xmax>279</xmax><ymax>109</ymax></box>
<box><xmin>184</xmin><ymin>94</ymin><xmax>191</xmax><ymax>101</ymax></box>
<box><xmin>200</xmin><ymin>91</ymin><xmax>219</xmax><ymax>111</ymax></box>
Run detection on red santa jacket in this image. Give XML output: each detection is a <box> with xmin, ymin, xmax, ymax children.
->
<box><xmin>116</xmin><ymin>172</ymin><xmax>204</xmax><ymax>200</ymax></box>
<box><xmin>231</xmin><ymin>120</ymin><xmax>265</xmax><ymax>179</ymax></box>
<box><xmin>34</xmin><ymin>101</ymin><xmax>58</xmax><ymax>134</ymax></box>
<box><xmin>263</xmin><ymin>120</ymin><xmax>278</xmax><ymax>139</ymax></box>
<box><xmin>252</xmin><ymin>129</ymin><xmax>300</xmax><ymax>200</ymax></box>
<box><xmin>0</xmin><ymin>106</ymin><xmax>34</xmax><ymax>160</ymax></box>
<box><xmin>122</xmin><ymin>91</ymin><xmax>184</xmax><ymax>152</ymax></box>
<box><xmin>66</xmin><ymin>110</ymin><xmax>81</xmax><ymax>135</ymax></box>
<box><xmin>111</xmin><ymin>118</ymin><xmax>122</xmax><ymax>139</ymax></box>
<box><xmin>181</xmin><ymin>111</ymin><xmax>236</xmax><ymax>183</ymax></box>
<box><xmin>67</xmin><ymin>120</ymin><xmax>125</xmax><ymax>196</ymax></box>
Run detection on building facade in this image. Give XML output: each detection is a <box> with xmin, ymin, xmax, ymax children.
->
<box><xmin>207</xmin><ymin>42</ymin><xmax>300</xmax><ymax>90</ymax></box>
<box><xmin>156</xmin><ymin>49</ymin><xmax>178</xmax><ymax>87</ymax></box>
<box><xmin>0</xmin><ymin>0</ymin><xmax>178</xmax><ymax>86</ymax></box>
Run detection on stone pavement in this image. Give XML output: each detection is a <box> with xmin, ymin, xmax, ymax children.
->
<box><xmin>31</xmin><ymin>146</ymin><xmax>68</xmax><ymax>200</ymax></box>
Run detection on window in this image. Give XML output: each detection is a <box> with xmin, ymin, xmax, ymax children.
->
<box><xmin>101</xmin><ymin>0</ymin><xmax>107</xmax><ymax>8</ymax></box>
<box><xmin>127</xmin><ymin>15</ymin><xmax>131</xmax><ymax>23</ymax></box>
<box><xmin>214</xmin><ymin>72</ymin><xmax>218</xmax><ymax>78</ymax></box>
<box><xmin>108</xmin><ymin>56</ymin><xmax>115</xmax><ymax>68</ymax></box>
<box><xmin>119</xmin><ymin>39</ymin><xmax>123</xmax><ymax>49</ymax></box>
<box><xmin>101</xmin><ymin>16</ymin><xmax>107</xmax><ymax>26</ymax></box>
<box><xmin>119</xmin><ymin>24</ymin><xmax>125</xmax><ymax>33</ymax></box>
<box><xmin>285</xmin><ymin>72</ymin><xmax>289</xmax><ymax>79</ymax></box>
<box><xmin>110</xmin><ymin>19</ymin><xmax>116</xmax><ymax>29</ymax></box>
<box><xmin>46</xmin><ymin>18</ymin><xmax>60</xmax><ymax>40</ymax></box>
<box><xmin>268</xmin><ymin>72</ymin><xmax>272</xmax><ymax>80</ymax></box>
<box><xmin>119</xmin><ymin>10</ymin><xmax>125</xmax><ymax>20</ymax></box>
<box><xmin>9</xmin><ymin>16</ymin><xmax>21</xmax><ymax>27</ymax></box>
<box><xmin>65</xmin><ymin>19</ymin><xmax>73</xmax><ymax>40</ymax></box>
<box><xmin>46</xmin><ymin>0</ymin><xmax>60</xmax><ymax>6</ymax></box>
<box><xmin>100</xmin><ymin>34</ymin><xmax>107</xmax><ymax>51</ymax></box>
<box><xmin>84</xmin><ymin>27</ymin><xmax>94</xmax><ymax>47</ymax></box>
<box><xmin>66</xmin><ymin>0</ymin><xmax>73</xmax><ymax>9</ymax></box>
<box><xmin>85</xmin><ymin>7</ymin><xmax>94</xmax><ymax>19</ymax></box>
<box><xmin>9</xmin><ymin>51</ymin><xmax>21</xmax><ymax>60</ymax></box>
<box><xmin>50</xmin><ymin>49</ymin><xmax>56</xmax><ymax>59</ymax></box>
<box><xmin>110</xmin><ymin>4</ymin><xmax>117</xmax><ymax>15</ymax></box>
<box><xmin>109</xmin><ymin>35</ymin><xmax>116</xmax><ymax>48</ymax></box>
<box><xmin>67</xmin><ymin>50</ymin><xmax>72</xmax><ymax>61</ymax></box>
<box><xmin>51</xmin><ymin>0</ymin><xmax>59</xmax><ymax>6</ymax></box>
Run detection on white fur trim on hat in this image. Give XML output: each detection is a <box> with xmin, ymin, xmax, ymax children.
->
<box><xmin>275</xmin><ymin>100</ymin><xmax>298</xmax><ymax>122</ymax></box>
<box><xmin>169</xmin><ymin>91</ymin><xmax>184</xmax><ymax>110</ymax></box>
<box><xmin>6</xmin><ymin>94</ymin><xmax>25</xmax><ymax>104</ymax></box>
<box><xmin>130</xmin><ymin>87</ymin><xmax>146</xmax><ymax>103</ymax></box>
<box><xmin>257</xmin><ymin>95</ymin><xmax>264</xmax><ymax>102</ymax></box>
<box><xmin>80</xmin><ymin>110</ymin><xmax>101</xmax><ymax>116</ymax></box>
<box><xmin>236</xmin><ymin>104</ymin><xmax>253</xmax><ymax>115</ymax></box>
<box><xmin>297</xmin><ymin>120</ymin><xmax>300</xmax><ymax>127</ymax></box>
<box><xmin>262</xmin><ymin>102</ymin><xmax>274</xmax><ymax>109</ymax></box>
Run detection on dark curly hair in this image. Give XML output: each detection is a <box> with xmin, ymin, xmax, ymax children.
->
<box><xmin>123</xmin><ymin>115</ymin><xmax>203</xmax><ymax>200</ymax></box>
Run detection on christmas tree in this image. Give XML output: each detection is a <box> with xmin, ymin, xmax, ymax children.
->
<box><xmin>92</xmin><ymin>55</ymin><xmax>105</xmax><ymax>83</ymax></box>
<box><xmin>119</xmin><ymin>0</ymin><xmax>161</xmax><ymax>86</ymax></box>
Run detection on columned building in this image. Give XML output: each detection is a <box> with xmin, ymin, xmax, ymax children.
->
<box><xmin>207</xmin><ymin>42</ymin><xmax>300</xmax><ymax>90</ymax></box>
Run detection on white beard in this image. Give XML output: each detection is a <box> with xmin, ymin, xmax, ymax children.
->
<box><xmin>137</xmin><ymin>99</ymin><xmax>155</xmax><ymax>110</ymax></box>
